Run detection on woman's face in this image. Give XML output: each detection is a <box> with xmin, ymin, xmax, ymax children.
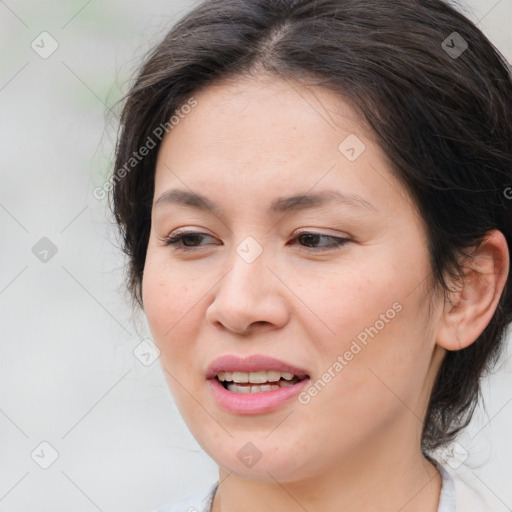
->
<box><xmin>143</xmin><ymin>74</ymin><xmax>446</xmax><ymax>482</ymax></box>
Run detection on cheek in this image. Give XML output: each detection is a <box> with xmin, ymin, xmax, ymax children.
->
<box><xmin>142</xmin><ymin>263</ymin><xmax>169</xmax><ymax>337</ymax></box>
<box><xmin>142</xmin><ymin>248</ymin><xmax>218</xmax><ymax>390</ymax></box>
<box><xmin>315</xmin><ymin>293</ymin><xmax>434</xmax><ymax>429</ymax></box>
<box><xmin>142</xmin><ymin>249</ymin><xmax>195</xmax><ymax>336</ymax></box>
<box><xmin>307</xmin><ymin>256</ymin><xmax>434</xmax><ymax>405</ymax></box>
<box><xmin>142</xmin><ymin>256</ymin><xmax>202</xmax><ymax>410</ymax></box>
<box><xmin>142</xmin><ymin>252</ymin><xmax>194</xmax><ymax>369</ymax></box>
<box><xmin>307</xmin><ymin>263</ymin><xmax>397</xmax><ymax>348</ymax></box>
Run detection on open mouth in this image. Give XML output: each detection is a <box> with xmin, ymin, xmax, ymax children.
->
<box><xmin>216</xmin><ymin>370</ymin><xmax>309</xmax><ymax>394</ymax></box>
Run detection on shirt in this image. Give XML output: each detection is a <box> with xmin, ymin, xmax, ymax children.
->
<box><xmin>154</xmin><ymin>462</ymin><xmax>457</xmax><ymax>512</ymax></box>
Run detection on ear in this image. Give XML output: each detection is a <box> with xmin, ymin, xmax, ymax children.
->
<box><xmin>436</xmin><ymin>230</ymin><xmax>510</xmax><ymax>351</ymax></box>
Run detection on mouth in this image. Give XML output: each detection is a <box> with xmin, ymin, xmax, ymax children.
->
<box><xmin>215</xmin><ymin>370</ymin><xmax>309</xmax><ymax>394</ymax></box>
<box><xmin>205</xmin><ymin>354</ymin><xmax>311</xmax><ymax>416</ymax></box>
<box><xmin>206</xmin><ymin>354</ymin><xmax>311</xmax><ymax>414</ymax></box>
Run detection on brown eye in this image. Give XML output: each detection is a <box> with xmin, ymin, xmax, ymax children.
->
<box><xmin>293</xmin><ymin>232</ymin><xmax>350</xmax><ymax>251</ymax></box>
<box><xmin>162</xmin><ymin>231</ymin><xmax>218</xmax><ymax>250</ymax></box>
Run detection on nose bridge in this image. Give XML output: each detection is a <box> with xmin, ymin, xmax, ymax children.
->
<box><xmin>224</xmin><ymin>234</ymin><xmax>271</xmax><ymax>301</ymax></box>
<box><xmin>206</xmin><ymin>235</ymin><xmax>289</xmax><ymax>333</ymax></box>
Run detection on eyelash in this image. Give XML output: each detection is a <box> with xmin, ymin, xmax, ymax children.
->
<box><xmin>160</xmin><ymin>230</ymin><xmax>350</xmax><ymax>252</ymax></box>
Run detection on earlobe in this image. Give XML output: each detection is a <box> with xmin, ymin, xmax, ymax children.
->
<box><xmin>436</xmin><ymin>230</ymin><xmax>510</xmax><ymax>352</ymax></box>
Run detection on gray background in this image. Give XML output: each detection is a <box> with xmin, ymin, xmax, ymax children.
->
<box><xmin>1</xmin><ymin>1</ymin><xmax>511</xmax><ymax>511</ymax></box>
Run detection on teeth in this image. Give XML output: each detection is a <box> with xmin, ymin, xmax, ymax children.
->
<box><xmin>217</xmin><ymin>370</ymin><xmax>297</xmax><ymax>384</ymax></box>
<box><xmin>249</xmin><ymin>371</ymin><xmax>269</xmax><ymax>384</ymax></box>
<box><xmin>232</xmin><ymin>371</ymin><xmax>248</xmax><ymax>383</ymax></box>
<box><xmin>217</xmin><ymin>370</ymin><xmax>304</xmax><ymax>394</ymax></box>
<box><xmin>226</xmin><ymin>382</ymin><xmax>289</xmax><ymax>394</ymax></box>
<box><xmin>267</xmin><ymin>370</ymin><xmax>282</xmax><ymax>382</ymax></box>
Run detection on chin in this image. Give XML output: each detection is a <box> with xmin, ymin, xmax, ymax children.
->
<box><xmin>199</xmin><ymin>435</ymin><xmax>322</xmax><ymax>483</ymax></box>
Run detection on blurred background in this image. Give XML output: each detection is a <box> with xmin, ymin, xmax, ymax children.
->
<box><xmin>0</xmin><ymin>1</ymin><xmax>511</xmax><ymax>511</ymax></box>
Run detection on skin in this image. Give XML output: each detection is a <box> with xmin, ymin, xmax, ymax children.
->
<box><xmin>142</xmin><ymin>73</ymin><xmax>509</xmax><ymax>512</ymax></box>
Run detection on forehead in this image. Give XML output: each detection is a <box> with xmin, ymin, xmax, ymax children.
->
<box><xmin>168</xmin><ymin>73</ymin><xmax>365</xmax><ymax>146</ymax></box>
<box><xmin>153</xmin><ymin>73</ymin><xmax>411</xmax><ymax>216</ymax></box>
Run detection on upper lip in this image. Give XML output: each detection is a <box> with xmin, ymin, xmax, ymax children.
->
<box><xmin>205</xmin><ymin>354</ymin><xmax>310</xmax><ymax>380</ymax></box>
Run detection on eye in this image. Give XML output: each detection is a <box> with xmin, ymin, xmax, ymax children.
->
<box><xmin>291</xmin><ymin>232</ymin><xmax>350</xmax><ymax>251</ymax></box>
<box><xmin>160</xmin><ymin>230</ymin><xmax>217</xmax><ymax>250</ymax></box>
<box><xmin>160</xmin><ymin>230</ymin><xmax>350</xmax><ymax>252</ymax></box>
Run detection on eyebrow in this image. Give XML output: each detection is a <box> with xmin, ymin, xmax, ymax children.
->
<box><xmin>153</xmin><ymin>188</ymin><xmax>376</xmax><ymax>214</ymax></box>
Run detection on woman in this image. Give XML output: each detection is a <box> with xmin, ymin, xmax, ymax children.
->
<box><xmin>111</xmin><ymin>0</ymin><xmax>512</xmax><ymax>510</ymax></box>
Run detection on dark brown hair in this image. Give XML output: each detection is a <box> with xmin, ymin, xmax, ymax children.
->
<box><xmin>111</xmin><ymin>0</ymin><xmax>512</xmax><ymax>453</ymax></box>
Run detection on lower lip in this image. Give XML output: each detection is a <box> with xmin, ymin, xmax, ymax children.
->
<box><xmin>207</xmin><ymin>377</ymin><xmax>310</xmax><ymax>415</ymax></box>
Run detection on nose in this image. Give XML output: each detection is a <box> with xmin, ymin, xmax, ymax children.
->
<box><xmin>205</xmin><ymin>247</ymin><xmax>290</xmax><ymax>335</ymax></box>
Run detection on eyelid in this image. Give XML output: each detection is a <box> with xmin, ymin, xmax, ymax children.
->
<box><xmin>159</xmin><ymin>228</ymin><xmax>217</xmax><ymax>246</ymax></box>
<box><xmin>159</xmin><ymin>228</ymin><xmax>351</xmax><ymax>252</ymax></box>
<box><xmin>164</xmin><ymin>226</ymin><xmax>348</xmax><ymax>239</ymax></box>
<box><xmin>293</xmin><ymin>227</ymin><xmax>348</xmax><ymax>238</ymax></box>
